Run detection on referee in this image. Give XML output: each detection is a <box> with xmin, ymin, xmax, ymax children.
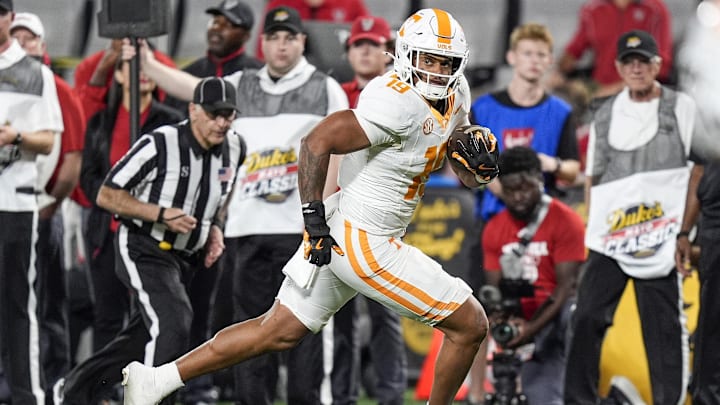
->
<box><xmin>54</xmin><ymin>77</ymin><xmax>246</xmax><ymax>405</ymax></box>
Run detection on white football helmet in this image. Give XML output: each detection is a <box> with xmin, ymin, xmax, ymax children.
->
<box><xmin>394</xmin><ymin>8</ymin><xmax>469</xmax><ymax>100</ymax></box>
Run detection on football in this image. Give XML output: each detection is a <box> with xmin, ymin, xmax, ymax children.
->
<box><xmin>446</xmin><ymin>125</ymin><xmax>499</xmax><ymax>183</ymax></box>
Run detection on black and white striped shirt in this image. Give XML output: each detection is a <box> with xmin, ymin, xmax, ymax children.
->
<box><xmin>104</xmin><ymin>120</ymin><xmax>245</xmax><ymax>253</ymax></box>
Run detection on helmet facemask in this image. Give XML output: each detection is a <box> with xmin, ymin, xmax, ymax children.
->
<box><xmin>408</xmin><ymin>50</ymin><xmax>467</xmax><ymax>100</ymax></box>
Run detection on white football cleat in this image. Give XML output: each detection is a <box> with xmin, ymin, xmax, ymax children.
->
<box><xmin>122</xmin><ymin>361</ymin><xmax>172</xmax><ymax>405</ymax></box>
<box><xmin>121</xmin><ymin>362</ymin><xmax>163</xmax><ymax>405</ymax></box>
<box><xmin>122</xmin><ymin>361</ymin><xmax>184</xmax><ymax>405</ymax></box>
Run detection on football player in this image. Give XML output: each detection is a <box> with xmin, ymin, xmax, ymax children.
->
<box><xmin>121</xmin><ymin>9</ymin><xmax>498</xmax><ymax>405</ymax></box>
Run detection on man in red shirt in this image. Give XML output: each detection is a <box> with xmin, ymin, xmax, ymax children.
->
<box><xmin>478</xmin><ymin>146</ymin><xmax>585</xmax><ymax>404</ymax></box>
<box><xmin>341</xmin><ymin>15</ymin><xmax>392</xmax><ymax>108</ymax></box>
<box><xmin>552</xmin><ymin>0</ymin><xmax>672</xmax><ymax>97</ymax></box>
<box><xmin>73</xmin><ymin>39</ymin><xmax>176</xmax><ymax>119</ymax></box>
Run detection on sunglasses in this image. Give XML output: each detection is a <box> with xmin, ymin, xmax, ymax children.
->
<box><xmin>204</xmin><ymin>108</ymin><xmax>236</xmax><ymax>121</ymax></box>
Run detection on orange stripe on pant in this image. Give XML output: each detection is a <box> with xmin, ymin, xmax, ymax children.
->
<box><xmin>343</xmin><ymin>220</ymin><xmax>462</xmax><ymax>322</ymax></box>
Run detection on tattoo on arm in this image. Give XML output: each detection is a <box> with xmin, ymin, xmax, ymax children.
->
<box><xmin>298</xmin><ymin>139</ymin><xmax>330</xmax><ymax>203</ymax></box>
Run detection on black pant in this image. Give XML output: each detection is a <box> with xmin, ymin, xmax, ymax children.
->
<box><xmin>331</xmin><ymin>296</ymin><xmax>406</xmax><ymax>405</ymax></box>
<box><xmin>564</xmin><ymin>251</ymin><xmax>685</xmax><ymax>405</ymax></box>
<box><xmin>62</xmin><ymin>228</ymin><xmax>196</xmax><ymax>405</ymax></box>
<box><xmin>36</xmin><ymin>215</ymin><xmax>71</xmax><ymax>403</ymax></box>
<box><xmin>0</xmin><ymin>211</ymin><xmax>45</xmax><ymax>405</ymax></box>
<box><xmin>215</xmin><ymin>234</ymin><xmax>323</xmax><ymax>405</ymax></box>
<box><xmin>86</xmin><ymin>230</ymin><xmax>130</xmax><ymax>352</ymax></box>
<box><xmin>691</xmin><ymin>230</ymin><xmax>720</xmax><ymax>404</ymax></box>
<box><xmin>179</xmin><ymin>261</ymin><xmax>221</xmax><ymax>404</ymax></box>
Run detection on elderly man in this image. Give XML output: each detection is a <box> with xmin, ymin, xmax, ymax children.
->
<box><xmin>53</xmin><ymin>78</ymin><xmax>246</xmax><ymax>405</ymax></box>
<box><xmin>565</xmin><ymin>30</ymin><xmax>697</xmax><ymax>404</ymax></box>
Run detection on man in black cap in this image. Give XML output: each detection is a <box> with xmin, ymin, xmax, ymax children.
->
<box><xmin>194</xmin><ymin>0</ymin><xmax>263</xmax><ymax>77</ymax></box>
<box><xmin>0</xmin><ymin>0</ymin><xmax>65</xmax><ymax>404</ymax></box>
<box><xmin>122</xmin><ymin>5</ymin><xmax>348</xmax><ymax>404</ymax></box>
<box><xmin>53</xmin><ymin>77</ymin><xmax>246</xmax><ymax>405</ymax></box>
<box><xmin>564</xmin><ymin>29</ymin><xmax>699</xmax><ymax>404</ymax></box>
<box><xmin>167</xmin><ymin>0</ymin><xmax>262</xmax><ymax>114</ymax></box>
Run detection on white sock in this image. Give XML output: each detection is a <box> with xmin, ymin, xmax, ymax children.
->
<box><xmin>155</xmin><ymin>362</ymin><xmax>185</xmax><ymax>396</ymax></box>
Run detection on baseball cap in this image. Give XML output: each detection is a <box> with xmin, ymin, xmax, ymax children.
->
<box><xmin>206</xmin><ymin>0</ymin><xmax>254</xmax><ymax>30</ymax></box>
<box><xmin>193</xmin><ymin>77</ymin><xmax>239</xmax><ymax>114</ymax></box>
<box><xmin>348</xmin><ymin>16</ymin><xmax>391</xmax><ymax>46</ymax></box>
<box><xmin>10</xmin><ymin>12</ymin><xmax>45</xmax><ymax>39</ymax></box>
<box><xmin>263</xmin><ymin>6</ymin><xmax>303</xmax><ymax>35</ymax></box>
<box><xmin>0</xmin><ymin>0</ymin><xmax>12</xmax><ymax>12</ymax></box>
<box><xmin>616</xmin><ymin>30</ymin><xmax>659</xmax><ymax>61</ymax></box>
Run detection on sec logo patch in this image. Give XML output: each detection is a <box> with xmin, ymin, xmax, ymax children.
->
<box><xmin>422</xmin><ymin>118</ymin><xmax>434</xmax><ymax>135</ymax></box>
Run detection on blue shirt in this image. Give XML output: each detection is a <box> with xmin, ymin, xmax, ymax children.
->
<box><xmin>470</xmin><ymin>90</ymin><xmax>575</xmax><ymax>220</ymax></box>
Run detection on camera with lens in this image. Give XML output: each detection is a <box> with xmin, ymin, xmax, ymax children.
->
<box><xmin>479</xmin><ymin>245</ymin><xmax>535</xmax><ymax>347</ymax></box>
<box><xmin>479</xmin><ymin>278</ymin><xmax>534</xmax><ymax>347</ymax></box>
<box><xmin>477</xmin><ymin>247</ymin><xmax>535</xmax><ymax>405</ymax></box>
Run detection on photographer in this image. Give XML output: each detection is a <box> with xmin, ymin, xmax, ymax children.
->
<box><xmin>478</xmin><ymin>146</ymin><xmax>585</xmax><ymax>404</ymax></box>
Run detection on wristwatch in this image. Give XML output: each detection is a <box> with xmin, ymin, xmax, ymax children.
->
<box><xmin>11</xmin><ymin>132</ymin><xmax>22</xmax><ymax>146</ymax></box>
<box><xmin>553</xmin><ymin>157</ymin><xmax>562</xmax><ymax>174</ymax></box>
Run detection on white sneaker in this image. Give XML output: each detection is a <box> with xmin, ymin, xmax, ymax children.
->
<box><xmin>52</xmin><ymin>378</ymin><xmax>64</xmax><ymax>405</ymax></box>
<box><xmin>121</xmin><ymin>362</ymin><xmax>163</xmax><ymax>405</ymax></box>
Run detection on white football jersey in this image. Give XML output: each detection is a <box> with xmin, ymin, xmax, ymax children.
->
<box><xmin>338</xmin><ymin>70</ymin><xmax>471</xmax><ymax>235</ymax></box>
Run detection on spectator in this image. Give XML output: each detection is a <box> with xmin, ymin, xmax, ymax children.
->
<box><xmin>676</xmin><ymin>2</ymin><xmax>720</xmax><ymax>402</ymax></box>
<box><xmin>478</xmin><ymin>146</ymin><xmax>585</xmax><ymax>404</ymax></box>
<box><xmin>332</xmin><ymin>15</ymin><xmax>406</xmax><ymax>405</ymax></box>
<box><xmin>471</xmin><ymin>23</ymin><xmax>580</xmax><ymax>223</ymax></box>
<box><xmin>124</xmin><ymin>6</ymin><xmax>348</xmax><ymax>404</ymax></box>
<box><xmin>341</xmin><ymin>15</ymin><xmax>392</xmax><ymax>106</ymax></box>
<box><xmin>73</xmin><ymin>39</ymin><xmax>176</xmax><ymax>119</ymax></box>
<box><xmin>53</xmin><ymin>77</ymin><xmax>246</xmax><ymax>405</ymax></box>
<box><xmin>0</xmin><ymin>1</ymin><xmax>64</xmax><ymax>403</ymax></box>
<box><xmin>255</xmin><ymin>0</ymin><xmax>369</xmax><ymax>60</ymax></box>
<box><xmin>10</xmin><ymin>13</ymin><xmax>86</xmax><ymax>222</ymax></box>
<box><xmin>552</xmin><ymin>0</ymin><xmax>672</xmax><ymax>98</ymax></box>
<box><xmin>565</xmin><ymin>30</ymin><xmax>695</xmax><ymax>404</ymax></box>
<box><xmin>468</xmin><ymin>31</ymin><xmax>580</xmax><ymax>399</ymax></box>
<box><xmin>9</xmin><ymin>11</ymin><xmax>87</xmax><ymax>398</ymax></box>
<box><xmin>120</xmin><ymin>8</ymin><xmax>494</xmax><ymax>405</ymax></box>
<box><xmin>166</xmin><ymin>0</ymin><xmax>262</xmax><ymax>114</ymax></box>
<box><xmin>78</xmin><ymin>57</ymin><xmax>184</xmax><ymax>363</ymax></box>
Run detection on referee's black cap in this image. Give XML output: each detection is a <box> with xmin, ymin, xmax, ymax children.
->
<box><xmin>0</xmin><ymin>0</ymin><xmax>13</xmax><ymax>12</ymax></box>
<box><xmin>193</xmin><ymin>77</ymin><xmax>239</xmax><ymax>113</ymax></box>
